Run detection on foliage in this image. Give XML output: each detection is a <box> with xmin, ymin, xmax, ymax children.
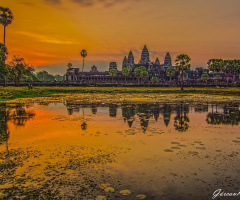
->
<box><xmin>134</xmin><ymin>67</ymin><xmax>142</xmax><ymax>79</ymax></box>
<box><xmin>207</xmin><ymin>59</ymin><xmax>224</xmax><ymax>74</ymax></box>
<box><xmin>151</xmin><ymin>76</ymin><xmax>159</xmax><ymax>84</ymax></box>
<box><xmin>0</xmin><ymin>43</ymin><xmax>8</xmax><ymax>62</ymax></box>
<box><xmin>175</xmin><ymin>54</ymin><xmax>191</xmax><ymax>73</ymax></box>
<box><xmin>80</xmin><ymin>49</ymin><xmax>87</xmax><ymax>58</ymax></box>
<box><xmin>36</xmin><ymin>70</ymin><xmax>62</xmax><ymax>82</ymax></box>
<box><xmin>201</xmin><ymin>73</ymin><xmax>209</xmax><ymax>79</ymax></box>
<box><xmin>134</xmin><ymin>66</ymin><xmax>148</xmax><ymax>83</ymax></box>
<box><xmin>109</xmin><ymin>68</ymin><xmax>117</xmax><ymax>77</ymax></box>
<box><xmin>122</xmin><ymin>67</ymin><xmax>130</xmax><ymax>77</ymax></box>
<box><xmin>140</xmin><ymin>70</ymin><xmax>148</xmax><ymax>80</ymax></box>
<box><xmin>0</xmin><ymin>54</ymin><xmax>8</xmax><ymax>79</ymax></box>
<box><xmin>7</xmin><ymin>56</ymin><xmax>34</xmax><ymax>85</ymax></box>
<box><xmin>0</xmin><ymin>7</ymin><xmax>13</xmax><ymax>27</ymax></box>
<box><xmin>201</xmin><ymin>73</ymin><xmax>209</xmax><ymax>84</ymax></box>
<box><xmin>0</xmin><ymin>7</ymin><xmax>14</xmax><ymax>45</ymax></box>
<box><xmin>175</xmin><ymin>54</ymin><xmax>191</xmax><ymax>90</ymax></box>
<box><xmin>166</xmin><ymin>66</ymin><xmax>176</xmax><ymax>79</ymax></box>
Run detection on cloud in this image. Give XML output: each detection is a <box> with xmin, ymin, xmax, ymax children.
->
<box><xmin>44</xmin><ymin>0</ymin><xmax>61</xmax><ymax>4</ymax></box>
<box><xmin>44</xmin><ymin>0</ymin><xmax>140</xmax><ymax>7</ymax></box>
<box><xmin>18</xmin><ymin>31</ymin><xmax>75</xmax><ymax>45</ymax></box>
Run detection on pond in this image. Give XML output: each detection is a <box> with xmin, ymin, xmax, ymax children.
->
<box><xmin>0</xmin><ymin>100</ymin><xmax>240</xmax><ymax>199</ymax></box>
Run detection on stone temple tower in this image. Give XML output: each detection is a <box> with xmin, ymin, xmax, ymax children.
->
<box><xmin>122</xmin><ymin>56</ymin><xmax>128</xmax><ymax>69</ymax></box>
<box><xmin>139</xmin><ymin>45</ymin><xmax>150</xmax><ymax>65</ymax></box>
<box><xmin>127</xmin><ymin>51</ymin><xmax>135</xmax><ymax>70</ymax></box>
<box><xmin>164</xmin><ymin>52</ymin><xmax>172</xmax><ymax>67</ymax></box>
<box><xmin>155</xmin><ymin>57</ymin><xmax>160</xmax><ymax>66</ymax></box>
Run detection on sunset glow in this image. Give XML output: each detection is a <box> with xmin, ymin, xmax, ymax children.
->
<box><xmin>0</xmin><ymin>0</ymin><xmax>240</xmax><ymax>74</ymax></box>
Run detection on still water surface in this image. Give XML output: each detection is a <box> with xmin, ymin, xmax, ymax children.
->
<box><xmin>0</xmin><ymin>101</ymin><xmax>240</xmax><ymax>200</ymax></box>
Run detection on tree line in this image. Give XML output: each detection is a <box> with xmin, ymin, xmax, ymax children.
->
<box><xmin>0</xmin><ymin>6</ymin><xmax>63</xmax><ymax>86</ymax></box>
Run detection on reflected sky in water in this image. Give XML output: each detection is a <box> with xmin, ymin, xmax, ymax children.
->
<box><xmin>0</xmin><ymin>101</ymin><xmax>239</xmax><ymax>199</ymax></box>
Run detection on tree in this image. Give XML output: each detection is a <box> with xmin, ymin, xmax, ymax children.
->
<box><xmin>80</xmin><ymin>49</ymin><xmax>87</xmax><ymax>73</ymax></box>
<box><xmin>166</xmin><ymin>66</ymin><xmax>176</xmax><ymax>82</ymax></box>
<box><xmin>7</xmin><ymin>56</ymin><xmax>34</xmax><ymax>86</ymax></box>
<box><xmin>224</xmin><ymin>60</ymin><xmax>233</xmax><ymax>86</ymax></box>
<box><xmin>67</xmin><ymin>63</ymin><xmax>72</xmax><ymax>69</ymax></box>
<box><xmin>0</xmin><ymin>43</ymin><xmax>8</xmax><ymax>62</ymax></box>
<box><xmin>109</xmin><ymin>68</ymin><xmax>117</xmax><ymax>83</ymax></box>
<box><xmin>175</xmin><ymin>54</ymin><xmax>191</xmax><ymax>91</ymax></box>
<box><xmin>0</xmin><ymin>43</ymin><xmax>8</xmax><ymax>85</ymax></box>
<box><xmin>122</xmin><ymin>67</ymin><xmax>130</xmax><ymax>84</ymax></box>
<box><xmin>140</xmin><ymin>70</ymin><xmax>148</xmax><ymax>83</ymax></box>
<box><xmin>201</xmin><ymin>73</ymin><xmax>209</xmax><ymax>85</ymax></box>
<box><xmin>151</xmin><ymin>76</ymin><xmax>159</xmax><ymax>84</ymax></box>
<box><xmin>134</xmin><ymin>66</ymin><xmax>147</xmax><ymax>84</ymax></box>
<box><xmin>207</xmin><ymin>59</ymin><xmax>224</xmax><ymax>81</ymax></box>
<box><xmin>36</xmin><ymin>70</ymin><xmax>48</xmax><ymax>82</ymax></box>
<box><xmin>134</xmin><ymin>67</ymin><xmax>142</xmax><ymax>84</ymax></box>
<box><xmin>0</xmin><ymin>54</ymin><xmax>8</xmax><ymax>81</ymax></box>
<box><xmin>0</xmin><ymin>7</ymin><xmax>14</xmax><ymax>45</ymax></box>
<box><xmin>229</xmin><ymin>59</ymin><xmax>240</xmax><ymax>83</ymax></box>
<box><xmin>54</xmin><ymin>75</ymin><xmax>63</xmax><ymax>81</ymax></box>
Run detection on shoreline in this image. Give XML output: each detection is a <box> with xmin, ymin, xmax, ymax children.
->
<box><xmin>1</xmin><ymin>87</ymin><xmax>240</xmax><ymax>103</ymax></box>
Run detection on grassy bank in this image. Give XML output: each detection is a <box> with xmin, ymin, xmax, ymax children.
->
<box><xmin>1</xmin><ymin>86</ymin><xmax>240</xmax><ymax>101</ymax></box>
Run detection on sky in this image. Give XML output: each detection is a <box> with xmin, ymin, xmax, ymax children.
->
<box><xmin>0</xmin><ymin>0</ymin><xmax>240</xmax><ymax>75</ymax></box>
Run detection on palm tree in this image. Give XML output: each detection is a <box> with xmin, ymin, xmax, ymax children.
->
<box><xmin>166</xmin><ymin>66</ymin><xmax>176</xmax><ymax>82</ymax></box>
<box><xmin>80</xmin><ymin>49</ymin><xmax>87</xmax><ymax>73</ymax></box>
<box><xmin>0</xmin><ymin>43</ymin><xmax>8</xmax><ymax>86</ymax></box>
<box><xmin>140</xmin><ymin>70</ymin><xmax>148</xmax><ymax>84</ymax></box>
<box><xmin>175</xmin><ymin>54</ymin><xmax>191</xmax><ymax>91</ymax></box>
<box><xmin>109</xmin><ymin>68</ymin><xmax>117</xmax><ymax>83</ymax></box>
<box><xmin>0</xmin><ymin>7</ymin><xmax>14</xmax><ymax>46</ymax></box>
<box><xmin>134</xmin><ymin>67</ymin><xmax>142</xmax><ymax>84</ymax></box>
<box><xmin>122</xmin><ymin>67</ymin><xmax>130</xmax><ymax>84</ymax></box>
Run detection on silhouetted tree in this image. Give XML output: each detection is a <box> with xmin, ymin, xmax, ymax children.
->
<box><xmin>0</xmin><ymin>7</ymin><xmax>14</xmax><ymax>45</ymax></box>
<box><xmin>122</xmin><ymin>67</ymin><xmax>130</xmax><ymax>83</ymax></box>
<box><xmin>109</xmin><ymin>68</ymin><xmax>117</xmax><ymax>83</ymax></box>
<box><xmin>80</xmin><ymin>49</ymin><xmax>87</xmax><ymax>73</ymax></box>
<box><xmin>175</xmin><ymin>54</ymin><xmax>191</xmax><ymax>91</ymax></box>
<box><xmin>7</xmin><ymin>56</ymin><xmax>34</xmax><ymax>86</ymax></box>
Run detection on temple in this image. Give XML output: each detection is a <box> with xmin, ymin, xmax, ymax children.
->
<box><xmin>65</xmin><ymin>45</ymin><xmax>173</xmax><ymax>84</ymax></box>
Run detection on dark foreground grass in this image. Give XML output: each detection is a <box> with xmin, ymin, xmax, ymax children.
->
<box><xmin>0</xmin><ymin>86</ymin><xmax>240</xmax><ymax>101</ymax></box>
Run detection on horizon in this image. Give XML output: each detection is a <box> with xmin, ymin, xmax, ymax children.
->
<box><xmin>0</xmin><ymin>0</ymin><xmax>240</xmax><ymax>75</ymax></box>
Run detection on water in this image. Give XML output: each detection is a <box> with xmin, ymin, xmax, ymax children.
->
<box><xmin>0</xmin><ymin>100</ymin><xmax>240</xmax><ymax>200</ymax></box>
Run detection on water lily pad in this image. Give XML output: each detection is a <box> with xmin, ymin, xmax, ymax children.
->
<box><xmin>171</xmin><ymin>142</ymin><xmax>180</xmax><ymax>144</ymax></box>
<box><xmin>104</xmin><ymin>187</ymin><xmax>114</xmax><ymax>192</ymax></box>
<box><xmin>164</xmin><ymin>149</ymin><xmax>174</xmax><ymax>152</ymax></box>
<box><xmin>99</xmin><ymin>183</ymin><xmax>110</xmax><ymax>189</ymax></box>
<box><xmin>96</xmin><ymin>195</ymin><xmax>107</xmax><ymax>200</ymax></box>
<box><xmin>120</xmin><ymin>189</ymin><xmax>131</xmax><ymax>195</ymax></box>
<box><xmin>232</xmin><ymin>140</ymin><xmax>240</xmax><ymax>143</ymax></box>
<box><xmin>137</xmin><ymin>194</ymin><xmax>146</xmax><ymax>199</ymax></box>
<box><xmin>196</xmin><ymin>147</ymin><xmax>206</xmax><ymax>150</ymax></box>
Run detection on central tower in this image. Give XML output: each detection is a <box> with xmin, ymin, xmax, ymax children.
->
<box><xmin>139</xmin><ymin>45</ymin><xmax>150</xmax><ymax>65</ymax></box>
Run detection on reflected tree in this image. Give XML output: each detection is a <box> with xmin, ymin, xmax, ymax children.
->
<box><xmin>174</xmin><ymin>104</ymin><xmax>190</xmax><ymax>132</ymax></box>
<box><xmin>163</xmin><ymin>104</ymin><xmax>172</xmax><ymax>127</ymax></box>
<box><xmin>206</xmin><ymin>104</ymin><xmax>240</xmax><ymax>126</ymax></box>
<box><xmin>81</xmin><ymin>108</ymin><xmax>87</xmax><ymax>130</ymax></box>
<box><xmin>91</xmin><ymin>104</ymin><xmax>97</xmax><ymax>115</ymax></box>
<box><xmin>9</xmin><ymin>104</ymin><xmax>35</xmax><ymax>126</ymax></box>
<box><xmin>109</xmin><ymin>104</ymin><xmax>117</xmax><ymax>117</ymax></box>
<box><xmin>0</xmin><ymin>103</ymin><xmax>10</xmax><ymax>157</ymax></box>
<box><xmin>122</xmin><ymin>105</ymin><xmax>135</xmax><ymax>128</ymax></box>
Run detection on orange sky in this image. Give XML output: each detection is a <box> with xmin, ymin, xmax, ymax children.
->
<box><xmin>0</xmin><ymin>0</ymin><xmax>240</xmax><ymax>74</ymax></box>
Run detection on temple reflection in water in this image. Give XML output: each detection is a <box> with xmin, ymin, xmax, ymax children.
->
<box><xmin>59</xmin><ymin>102</ymin><xmax>240</xmax><ymax>133</ymax></box>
